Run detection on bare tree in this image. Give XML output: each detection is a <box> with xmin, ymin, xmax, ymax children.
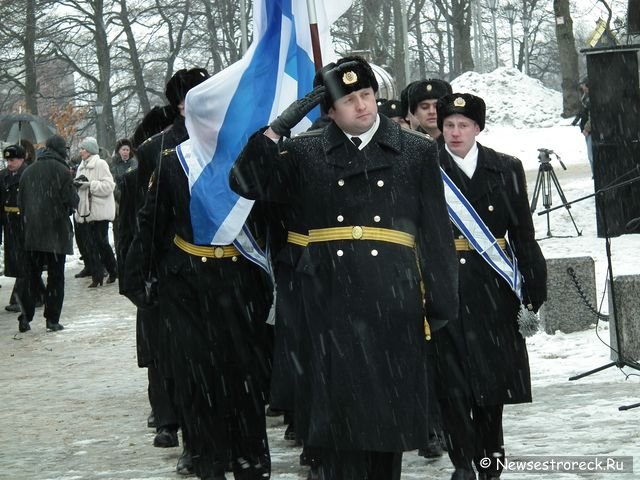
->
<box><xmin>553</xmin><ymin>0</ymin><xmax>580</xmax><ymax>116</ymax></box>
<box><xmin>0</xmin><ymin>0</ymin><xmax>51</xmax><ymax>115</ymax></box>
<box><xmin>434</xmin><ymin>0</ymin><xmax>474</xmax><ymax>77</ymax></box>
<box><xmin>113</xmin><ymin>0</ymin><xmax>151</xmax><ymax>115</ymax></box>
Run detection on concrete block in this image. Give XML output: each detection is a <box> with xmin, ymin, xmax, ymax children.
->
<box><xmin>609</xmin><ymin>275</ymin><xmax>640</xmax><ymax>362</ymax></box>
<box><xmin>539</xmin><ymin>257</ymin><xmax>599</xmax><ymax>334</ymax></box>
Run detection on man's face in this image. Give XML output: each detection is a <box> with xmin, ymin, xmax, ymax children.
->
<box><xmin>413</xmin><ymin>99</ymin><xmax>439</xmax><ymax>132</ymax></box>
<box><xmin>442</xmin><ymin>114</ymin><xmax>480</xmax><ymax>158</ymax></box>
<box><xmin>328</xmin><ymin>87</ymin><xmax>377</xmax><ymax>136</ymax></box>
<box><xmin>6</xmin><ymin>156</ymin><xmax>24</xmax><ymax>172</ymax></box>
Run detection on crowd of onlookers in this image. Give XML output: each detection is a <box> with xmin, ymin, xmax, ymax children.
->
<box><xmin>0</xmin><ymin>134</ymin><xmax>137</xmax><ymax>332</ymax></box>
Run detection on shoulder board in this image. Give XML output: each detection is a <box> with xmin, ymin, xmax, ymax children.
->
<box><xmin>294</xmin><ymin>128</ymin><xmax>323</xmax><ymax>138</ymax></box>
<box><xmin>403</xmin><ymin>128</ymin><xmax>433</xmax><ymax>142</ymax></box>
<box><xmin>140</xmin><ymin>130</ymin><xmax>165</xmax><ymax>147</ymax></box>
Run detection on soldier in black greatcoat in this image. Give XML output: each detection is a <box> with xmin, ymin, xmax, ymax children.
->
<box><xmin>119</xmin><ymin>68</ymin><xmax>210</xmax><ymax>471</ymax></box>
<box><xmin>1</xmin><ymin>145</ymin><xmax>31</xmax><ymax>313</ymax></box>
<box><xmin>433</xmin><ymin>93</ymin><xmax>547</xmax><ymax>480</ymax></box>
<box><xmin>123</xmin><ymin>130</ymin><xmax>273</xmax><ymax>480</ymax></box>
<box><xmin>230</xmin><ymin>56</ymin><xmax>459</xmax><ymax>480</ymax></box>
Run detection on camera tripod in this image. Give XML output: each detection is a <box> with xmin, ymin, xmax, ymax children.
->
<box><xmin>529</xmin><ymin>148</ymin><xmax>582</xmax><ymax>237</ymax></box>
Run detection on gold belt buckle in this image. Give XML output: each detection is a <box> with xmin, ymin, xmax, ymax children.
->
<box><xmin>351</xmin><ymin>226</ymin><xmax>364</xmax><ymax>239</ymax></box>
<box><xmin>214</xmin><ymin>247</ymin><xmax>225</xmax><ymax>258</ymax></box>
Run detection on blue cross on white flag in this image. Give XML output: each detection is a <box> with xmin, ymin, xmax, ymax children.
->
<box><xmin>176</xmin><ymin>0</ymin><xmax>352</xmax><ymax>272</ymax></box>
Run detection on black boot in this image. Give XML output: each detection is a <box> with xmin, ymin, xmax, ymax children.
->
<box><xmin>232</xmin><ymin>456</ymin><xmax>270</xmax><ymax>480</ymax></box>
<box><xmin>74</xmin><ymin>267</ymin><xmax>90</xmax><ymax>278</ymax></box>
<box><xmin>88</xmin><ymin>277</ymin><xmax>104</xmax><ymax>288</ymax></box>
<box><xmin>46</xmin><ymin>320</ymin><xmax>64</xmax><ymax>331</ymax></box>
<box><xmin>5</xmin><ymin>304</ymin><xmax>20</xmax><ymax>312</ymax></box>
<box><xmin>18</xmin><ymin>315</ymin><xmax>31</xmax><ymax>333</ymax></box>
<box><xmin>153</xmin><ymin>427</ymin><xmax>179</xmax><ymax>448</ymax></box>
<box><xmin>176</xmin><ymin>448</ymin><xmax>194</xmax><ymax>475</ymax></box>
<box><xmin>418</xmin><ymin>433</ymin><xmax>445</xmax><ymax>458</ymax></box>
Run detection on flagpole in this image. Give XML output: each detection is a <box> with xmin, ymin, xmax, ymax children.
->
<box><xmin>306</xmin><ymin>0</ymin><xmax>323</xmax><ymax>70</ymax></box>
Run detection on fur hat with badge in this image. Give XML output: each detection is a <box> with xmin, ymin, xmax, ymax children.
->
<box><xmin>165</xmin><ymin>68</ymin><xmax>210</xmax><ymax>109</ymax></box>
<box><xmin>400</xmin><ymin>81</ymin><xmax>420</xmax><ymax>119</ymax></box>
<box><xmin>377</xmin><ymin>99</ymin><xmax>403</xmax><ymax>119</ymax></box>
<box><xmin>436</xmin><ymin>93</ymin><xmax>486</xmax><ymax>132</ymax></box>
<box><xmin>3</xmin><ymin>144</ymin><xmax>26</xmax><ymax>160</ymax></box>
<box><xmin>79</xmin><ymin>136</ymin><xmax>100</xmax><ymax>155</ymax></box>
<box><xmin>318</xmin><ymin>56</ymin><xmax>379</xmax><ymax>112</ymax></box>
<box><xmin>407</xmin><ymin>78</ymin><xmax>453</xmax><ymax>114</ymax></box>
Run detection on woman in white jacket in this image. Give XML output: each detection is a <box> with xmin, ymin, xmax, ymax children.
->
<box><xmin>74</xmin><ymin>137</ymin><xmax>118</xmax><ymax>287</ymax></box>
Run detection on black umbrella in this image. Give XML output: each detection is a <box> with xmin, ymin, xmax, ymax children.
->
<box><xmin>0</xmin><ymin>113</ymin><xmax>57</xmax><ymax>144</ymax></box>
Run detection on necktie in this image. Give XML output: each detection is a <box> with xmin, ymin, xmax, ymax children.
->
<box><xmin>351</xmin><ymin>137</ymin><xmax>362</xmax><ymax>148</ymax></box>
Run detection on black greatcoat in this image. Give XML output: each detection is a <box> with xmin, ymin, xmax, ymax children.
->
<box><xmin>119</xmin><ymin>118</ymin><xmax>187</xmax><ymax>371</ymax></box>
<box><xmin>124</xmin><ymin>147</ymin><xmax>273</xmax><ymax>471</ymax></box>
<box><xmin>0</xmin><ymin>164</ymin><xmax>27</xmax><ymax>277</ymax></box>
<box><xmin>18</xmin><ymin>150</ymin><xmax>77</xmax><ymax>255</ymax></box>
<box><xmin>435</xmin><ymin>143</ymin><xmax>547</xmax><ymax>406</ymax></box>
<box><xmin>231</xmin><ymin>115</ymin><xmax>459</xmax><ymax>452</ymax></box>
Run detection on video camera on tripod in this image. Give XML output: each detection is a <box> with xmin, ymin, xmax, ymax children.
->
<box><xmin>537</xmin><ymin>148</ymin><xmax>567</xmax><ymax>170</ymax></box>
<box><xmin>530</xmin><ymin>147</ymin><xmax>581</xmax><ymax>237</ymax></box>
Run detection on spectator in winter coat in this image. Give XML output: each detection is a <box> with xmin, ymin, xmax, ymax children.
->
<box><xmin>110</xmin><ymin>138</ymin><xmax>138</xmax><ymax>248</ymax></box>
<box><xmin>74</xmin><ymin>137</ymin><xmax>117</xmax><ymax>288</ymax></box>
<box><xmin>17</xmin><ymin>135</ymin><xmax>78</xmax><ymax>332</ymax></box>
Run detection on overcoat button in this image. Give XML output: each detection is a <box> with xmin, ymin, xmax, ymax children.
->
<box><xmin>337</xmin><ymin>215</ymin><xmax>344</xmax><ymax>222</ymax></box>
<box><xmin>337</xmin><ymin>250</ymin><xmax>344</xmax><ymax>257</ymax></box>
<box><xmin>377</xmin><ymin>180</ymin><xmax>384</xmax><ymax>187</ymax></box>
<box><xmin>488</xmin><ymin>205</ymin><xmax>495</xmax><ymax>212</ymax></box>
<box><xmin>201</xmin><ymin>257</ymin><xmax>208</xmax><ymax>263</ymax></box>
<box><xmin>338</xmin><ymin>179</ymin><xmax>345</xmax><ymax>186</ymax></box>
<box><xmin>371</xmin><ymin>249</ymin><xmax>378</xmax><ymax>256</ymax></box>
<box><xmin>458</xmin><ymin>235</ymin><xmax>465</xmax><ymax>239</ymax></box>
<box><xmin>373</xmin><ymin>215</ymin><xmax>381</xmax><ymax>222</ymax></box>
<box><xmin>232</xmin><ymin>256</ymin><xmax>238</xmax><ymax>262</ymax></box>
<box><xmin>460</xmin><ymin>258</ymin><xmax>466</xmax><ymax>265</ymax></box>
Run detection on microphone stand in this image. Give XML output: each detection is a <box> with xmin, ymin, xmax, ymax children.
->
<box><xmin>538</xmin><ymin>170</ymin><xmax>640</xmax><ymax>410</ymax></box>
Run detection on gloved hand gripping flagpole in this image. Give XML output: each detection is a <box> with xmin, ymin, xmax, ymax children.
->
<box><xmin>307</xmin><ymin>0</ymin><xmax>323</xmax><ymax>70</ymax></box>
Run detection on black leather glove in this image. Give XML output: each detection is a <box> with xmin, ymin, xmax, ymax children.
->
<box><xmin>123</xmin><ymin>286</ymin><xmax>158</xmax><ymax>310</ymax></box>
<box><xmin>74</xmin><ymin>174</ymin><xmax>90</xmax><ymax>189</ymax></box>
<box><xmin>523</xmin><ymin>293</ymin><xmax>544</xmax><ymax>314</ymax></box>
<box><xmin>270</xmin><ymin>85</ymin><xmax>326</xmax><ymax>137</ymax></box>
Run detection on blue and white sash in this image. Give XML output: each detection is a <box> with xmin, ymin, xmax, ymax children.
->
<box><xmin>233</xmin><ymin>225</ymin><xmax>272</xmax><ymax>276</ymax></box>
<box><xmin>176</xmin><ymin>143</ymin><xmax>272</xmax><ymax>276</ymax></box>
<box><xmin>440</xmin><ymin>167</ymin><xmax>523</xmax><ymax>301</ymax></box>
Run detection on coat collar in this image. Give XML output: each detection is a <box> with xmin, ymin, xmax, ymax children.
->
<box><xmin>321</xmin><ymin>115</ymin><xmax>401</xmax><ymax>177</ymax></box>
<box><xmin>440</xmin><ymin>142</ymin><xmax>503</xmax><ymax>202</ymax></box>
<box><xmin>81</xmin><ymin>154</ymin><xmax>100</xmax><ymax>169</ymax></box>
